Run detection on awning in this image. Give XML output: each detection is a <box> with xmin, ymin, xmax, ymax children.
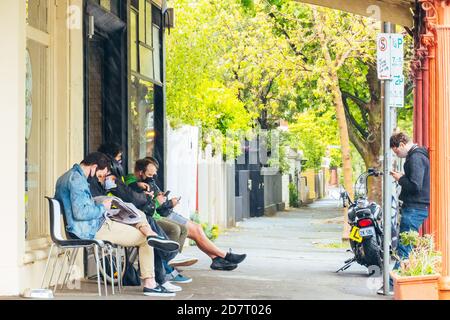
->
<box><xmin>296</xmin><ymin>0</ymin><xmax>415</xmax><ymax>27</ymax></box>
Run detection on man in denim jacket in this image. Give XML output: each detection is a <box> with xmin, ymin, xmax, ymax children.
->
<box><xmin>55</xmin><ymin>152</ymin><xmax>178</xmax><ymax>297</ymax></box>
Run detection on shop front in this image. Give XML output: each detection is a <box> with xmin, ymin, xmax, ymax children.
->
<box><xmin>0</xmin><ymin>0</ymin><xmax>167</xmax><ymax>295</ymax></box>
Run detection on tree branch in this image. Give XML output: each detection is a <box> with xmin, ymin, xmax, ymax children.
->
<box><xmin>341</xmin><ymin>91</ymin><xmax>370</xmax><ymax>113</ymax></box>
<box><xmin>337</xmin><ymin>48</ymin><xmax>354</xmax><ymax>69</ymax></box>
<box><xmin>347</xmin><ymin>116</ymin><xmax>369</xmax><ymax>162</ymax></box>
<box><xmin>342</xmin><ymin>95</ymin><xmax>369</xmax><ymax>139</ymax></box>
<box><xmin>366</xmin><ymin>63</ymin><xmax>380</xmax><ymax>103</ymax></box>
<box><xmin>267</xmin><ymin>12</ymin><xmax>308</xmax><ymax>63</ymax></box>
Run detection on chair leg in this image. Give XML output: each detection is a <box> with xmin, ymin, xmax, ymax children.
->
<box><xmin>54</xmin><ymin>249</ymin><xmax>70</xmax><ymax>292</ymax></box>
<box><xmin>101</xmin><ymin>247</ymin><xmax>108</xmax><ymax>297</ymax></box>
<box><xmin>41</xmin><ymin>243</ymin><xmax>55</xmax><ymax>289</ymax></box>
<box><xmin>54</xmin><ymin>248</ymin><xmax>70</xmax><ymax>294</ymax></box>
<box><xmin>48</xmin><ymin>247</ymin><xmax>61</xmax><ymax>290</ymax></box>
<box><xmin>107</xmin><ymin>245</ymin><xmax>114</xmax><ymax>295</ymax></box>
<box><xmin>61</xmin><ymin>249</ymin><xmax>76</xmax><ymax>289</ymax></box>
<box><xmin>116</xmin><ymin>247</ymin><xmax>122</xmax><ymax>293</ymax></box>
<box><xmin>93</xmin><ymin>245</ymin><xmax>102</xmax><ymax>297</ymax></box>
<box><xmin>61</xmin><ymin>249</ymin><xmax>78</xmax><ymax>290</ymax></box>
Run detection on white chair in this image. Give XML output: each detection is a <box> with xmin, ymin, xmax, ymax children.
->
<box><xmin>41</xmin><ymin>197</ymin><xmax>123</xmax><ymax>296</ymax></box>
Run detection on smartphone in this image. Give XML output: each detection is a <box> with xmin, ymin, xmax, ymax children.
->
<box><xmin>164</xmin><ymin>190</ymin><xmax>171</xmax><ymax>197</ymax></box>
<box><xmin>177</xmin><ymin>196</ymin><xmax>182</xmax><ymax>202</ymax></box>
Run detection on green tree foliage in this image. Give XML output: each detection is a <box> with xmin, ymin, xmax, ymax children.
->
<box><xmin>167</xmin><ymin>0</ymin><xmax>414</xmax><ymax>178</ymax></box>
<box><xmin>289</xmin><ymin>107</ymin><xmax>341</xmax><ymax>170</ymax></box>
<box><xmin>166</xmin><ymin>0</ymin><xmax>255</xmax><ymax>158</ymax></box>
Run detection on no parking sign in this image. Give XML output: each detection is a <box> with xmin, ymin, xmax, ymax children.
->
<box><xmin>377</xmin><ymin>34</ymin><xmax>391</xmax><ymax>79</ymax></box>
<box><xmin>377</xmin><ymin>33</ymin><xmax>404</xmax><ymax>79</ymax></box>
<box><xmin>377</xmin><ymin>33</ymin><xmax>404</xmax><ymax>107</ymax></box>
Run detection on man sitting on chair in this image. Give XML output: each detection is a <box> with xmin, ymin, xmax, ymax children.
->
<box><xmin>54</xmin><ymin>152</ymin><xmax>178</xmax><ymax>297</ymax></box>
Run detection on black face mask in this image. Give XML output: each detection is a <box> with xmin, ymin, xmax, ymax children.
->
<box><xmin>112</xmin><ymin>158</ymin><xmax>124</xmax><ymax>177</ymax></box>
<box><xmin>87</xmin><ymin>174</ymin><xmax>101</xmax><ymax>186</ymax></box>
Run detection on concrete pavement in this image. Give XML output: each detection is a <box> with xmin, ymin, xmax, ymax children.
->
<box><xmin>42</xmin><ymin>196</ymin><xmax>390</xmax><ymax>300</ymax></box>
<box><xmin>5</xmin><ymin>196</ymin><xmax>390</xmax><ymax>300</ymax></box>
<box><xmin>168</xmin><ymin>198</ymin><xmax>389</xmax><ymax>300</ymax></box>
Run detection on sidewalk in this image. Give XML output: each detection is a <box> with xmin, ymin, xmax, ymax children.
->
<box><xmin>169</xmin><ymin>197</ymin><xmax>389</xmax><ymax>300</ymax></box>
<box><xmin>4</xmin><ymin>196</ymin><xmax>390</xmax><ymax>300</ymax></box>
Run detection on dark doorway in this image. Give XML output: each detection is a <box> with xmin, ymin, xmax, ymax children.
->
<box><xmin>84</xmin><ymin>0</ymin><xmax>127</xmax><ymax>162</ymax></box>
<box><xmin>235</xmin><ymin>137</ymin><xmax>266</xmax><ymax>218</ymax></box>
<box><xmin>249</xmin><ymin>170</ymin><xmax>264</xmax><ymax>217</ymax></box>
<box><xmin>86</xmin><ymin>34</ymin><xmax>106</xmax><ymax>153</ymax></box>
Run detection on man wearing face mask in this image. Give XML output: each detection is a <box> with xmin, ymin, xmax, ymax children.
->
<box><xmin>96</xmin><ymin>142</ymin><xmax>194</xmax><ymax>288</ymax></box>
<box><xmin>97</xmin><ymin>143</ymin><xmax>146</xmax><ymax>206</ymax></box>
<box><xmin>378</xmin><ymin>132</ymin><xmax>430</xmax><ymax>295</ymax></box>
<box><xmin>55</xmin><ymin>152</ymin><xmax>178</xmax><ymax>296</ymax></box>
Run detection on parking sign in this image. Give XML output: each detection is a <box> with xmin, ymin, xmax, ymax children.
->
<box><xmin>377</xmin><ymin>34</ymin><xmax>391</xmax><ymax>80</ymax></box>
<box><xmin>377</xmin><ymin>33</ymin><xmax>404</xmax><ymax>79</ymax></box>
<box><xmin>377</xmin><ymin>33</ymin><xmax>404</xmax><ymax>107</ymax></box>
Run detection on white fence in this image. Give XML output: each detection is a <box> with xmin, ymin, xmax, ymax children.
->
<box><xmin>197</xmin><ymin>145</ymin><xmax>229</xmax><ymax>228</ymax></box>
<box><xmin>166</xmin><ymin>126</ymin><xmax>233</xmax><ymax>229</ymax></box>
<box><xmin>166</xmin><ymin>125</ymin><xmax>199</xmax><ymax>221</ymax></box>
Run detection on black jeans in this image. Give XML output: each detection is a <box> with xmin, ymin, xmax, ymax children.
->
<box><xmin>146</xmin><ymin>216</ymin><xmax>178</xmax><ymax>285</ymax></box>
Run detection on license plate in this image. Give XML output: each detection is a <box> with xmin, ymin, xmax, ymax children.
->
<box><xmin>349</xmin><ymin>226</ymin><xmax>363</xmax><ymax>243</ymax></box>
<box><xmin>359</xmin><ymin>227</ymin><xmax>375</xmax><ymax>237</ymax></box>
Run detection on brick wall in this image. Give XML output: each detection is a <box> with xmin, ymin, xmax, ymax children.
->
<box><xmin>88</xmin><ymin>39</ymin><xmax>104</xmax><ymax>153</ymax></box>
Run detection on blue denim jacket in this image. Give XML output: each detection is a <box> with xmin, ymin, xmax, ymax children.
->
<box><xmin>55</xmin><ymin>164</ymin><xmax>105</xmax><ymax>239</ymax></box>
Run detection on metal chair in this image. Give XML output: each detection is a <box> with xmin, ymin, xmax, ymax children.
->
<box><xmin>42</xmin><ymin>197</ymin><xmax>123</xmax><ymax>296</ymax></box>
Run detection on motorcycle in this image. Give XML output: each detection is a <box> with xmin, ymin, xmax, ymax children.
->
<box><xmin>336</xmin><ymin>168</ymin><xmax>399</xmax><ymax>274</ymax></box>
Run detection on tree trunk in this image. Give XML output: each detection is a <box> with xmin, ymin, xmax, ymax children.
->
<box><xmin>365</xmin><ymin>155</ymin><xmax>382</xmax><ymax>204</ymax></box>
<box><xmin>342</xmin><ymin>64</ymin><xmax>383</xmax><ymax>205</ymax></box>
<box><xmin>331</xmin><ymin>79</ymin><xmax>354</xmax><ymax>240</ymax></box>
<box><xmin>313</xmin><ymin>8</ymin><xmax>354</xmax><ymax>239</ymax></box>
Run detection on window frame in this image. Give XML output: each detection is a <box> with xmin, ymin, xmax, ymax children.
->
<box><xmin>25</xmin><ymin>0</ymin><xmax>55</xmax><ymax>243</ymax></box>
<box><xmin>129</xmin><ymin>0</ymin><xmax>163</xmax><ymax>85</ymax></box>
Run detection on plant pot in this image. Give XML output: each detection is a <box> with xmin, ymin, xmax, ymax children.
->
<box><xmin>390</xmin><ymin>271</ymin><xmax>440</xmax><ymax>300</ymax></box>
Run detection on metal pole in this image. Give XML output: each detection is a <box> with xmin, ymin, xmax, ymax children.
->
<box><xmin>162</xmin><ymin>0</ymin><xmax>168</xmax><ymax>190</ymax></box>
<box><xmin>382</xmin><ymin>22</ymin><xmax>393</xmax><ymax>295</ymax></box>
<box><xmin>390</xmin><ymin>24</ymin><xmax>398</xmax><ymax>136</ymax></box>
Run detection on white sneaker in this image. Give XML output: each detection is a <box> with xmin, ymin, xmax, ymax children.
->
<box><xmin>162</xmin><ymin>281</ymin><xmax>183</xmax><ymax>292</ymax></box>
<box><xmin>168</xmin><ymin>254</ymin><xmax>199</xmax><ymax>267</ymax></box>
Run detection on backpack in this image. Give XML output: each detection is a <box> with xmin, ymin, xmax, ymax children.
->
<box><xmin>122</xmin><ymin>249</ymin><xmax>141</xmax><ymax>286</ymax></box>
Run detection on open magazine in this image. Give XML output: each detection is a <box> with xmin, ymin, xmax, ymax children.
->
<box><xmin>93</xmin><ymin>196</ymin><xmax>143</xmax><ymax>225</ymax></box>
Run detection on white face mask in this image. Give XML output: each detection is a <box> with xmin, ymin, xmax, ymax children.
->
<box><xmin>104</xmin><ymin>177</ymin><xmax>117</xmax><ymax>190</ymax></box>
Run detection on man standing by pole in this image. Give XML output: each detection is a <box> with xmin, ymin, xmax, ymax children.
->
<box><xmin>378</xmin><ymin>132</ymin><xmax>430</xmax><ymax>295</ymax></box>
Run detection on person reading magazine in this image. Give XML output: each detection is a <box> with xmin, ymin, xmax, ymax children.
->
<box><xmin>93</xmin><ymin>195</ymin><xmax>143</xmax><ymax>225</ymax></box>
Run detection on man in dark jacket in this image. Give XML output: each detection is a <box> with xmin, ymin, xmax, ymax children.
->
<box><xmin>136</xmin><ymin>157</ymin><xmax>247</xmax><ymax>271</ymax></box>
<box><xmin>380</xmin><ymin>132</ymin><xmax>430</xmax><ymax>294</ymax></box>
<box><xmin>95</xmin><ymin>143</ymin><xmax>187</xmax><ymax>292</ymax></box>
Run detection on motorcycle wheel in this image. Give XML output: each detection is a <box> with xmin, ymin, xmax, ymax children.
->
<box><xmin>362</xmin><ymin>236</ymin><xmax>382</xmax><ymax>270</ymax></box>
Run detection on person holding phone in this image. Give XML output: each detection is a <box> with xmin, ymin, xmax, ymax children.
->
<box><xmin>55</xmin><ymin>152</ymin><xmax>178</xmax><ymax>297</ymax></box>
<box><xmin>378</xmin><ymin>132</ymin><xmax>430</xmax><ymax>295</ymax></box>
<box><xmin>135</xmin><ymin>157</ymin><xmax>247</xmax><ymax>271</ymax></box>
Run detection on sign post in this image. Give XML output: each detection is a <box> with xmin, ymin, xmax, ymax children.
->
<box><xmin>377</xmin><ymin>24</ymin><xmax>403</xmax><ymax>296</ymax></box>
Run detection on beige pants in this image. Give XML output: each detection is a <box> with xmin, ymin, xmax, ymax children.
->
<box><xmin>95</xmin><ymin>217</ymin><xmax>154</xmax><ymax>279</ymax></box>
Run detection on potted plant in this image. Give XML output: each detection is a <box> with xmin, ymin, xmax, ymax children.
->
<box><xmin>390</xmin><ymin>231</ymin><xmax>442</xmax><ymax>300</ymax></box>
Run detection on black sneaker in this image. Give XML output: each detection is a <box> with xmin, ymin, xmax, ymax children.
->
<box><xmin>210</xmin><ymin>257</ymin><xmax>238</xmax><ymax>271</ymax></box>
<box><xmin>224</xmin><ymin>249</ymin><xmax>247</xmax><ymax>264</ymax></box>
<box><xmin>143</xmin><ymin>284</ymin><xmax>176</xmax><ymax>297</ymax></box>
<box><xmin>147</xmin><ymin>235</ymin><xmax>180</xmax><ymax>252</ymax></box>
